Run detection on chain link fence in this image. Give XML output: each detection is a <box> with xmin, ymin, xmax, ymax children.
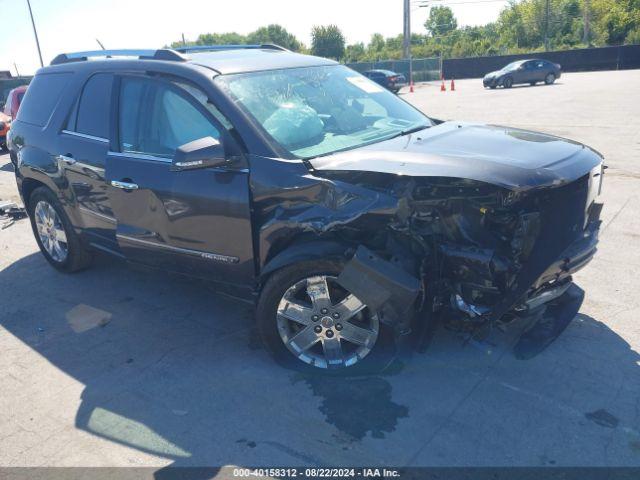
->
<box><xmin>345</xmin><ymin>58</ymin><xmax>441</xmax><ymax>82</ymax></box>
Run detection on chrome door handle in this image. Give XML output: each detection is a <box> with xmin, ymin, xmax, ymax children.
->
<box><xmin>111</xmin><ymin>180</ymin><xmax>139</xmax><ymax>190</ymax></box>
<box><xmin>56</xmin><ymin>154</ymin><xmax>76</xmax><ymax>165</ymax></box>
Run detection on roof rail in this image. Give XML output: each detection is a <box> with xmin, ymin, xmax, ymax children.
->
<box><xmin>174</xmin><ymin>44</ymin><xmax>289</xmax><ymax>54</ymax></box>
<box><xmin>50</xmin><ymin>49</ymin><xmax>186</xmax><ymax>66</ymax></box>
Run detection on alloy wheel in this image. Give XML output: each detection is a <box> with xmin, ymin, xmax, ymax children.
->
<box><xmin>34</xmin><ymin>200</ymin><xmax>68</xmax><ymax>263</ymax></box>
<box><xmin>276</xmin><ymin>275</ymin><xmax>379</xmax><ymax>369</ymax></box>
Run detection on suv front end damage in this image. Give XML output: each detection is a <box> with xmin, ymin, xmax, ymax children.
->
<box><xmin>254</xmin><ymin>122</ymin><xmax>605</xmax><ymax>359</ymax></box>
<box><xmin>339</xmin><ymin>172</ymin><xmax>601</xmax><ymax>358</ymax></box>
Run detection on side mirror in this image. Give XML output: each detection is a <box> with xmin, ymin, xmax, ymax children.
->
<box><xmin>171</xmin><ymin>136</ymin><xmax>227</xmax><ymax>172</ymax></box>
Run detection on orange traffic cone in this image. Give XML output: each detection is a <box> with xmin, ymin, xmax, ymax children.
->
<box><xmin>409</xmin><ymin>81</ymin><xmax>414</xmax><ymax>93</ymax></box>
<box><xmin>440</xmin><ymin>77</ymin><xmax>447</xmax><ymax>92</ymax></box>
<box><xmin>450</xmin><ymin>78</ymin><xmax>456</xmax><ymax>91</ymax></box>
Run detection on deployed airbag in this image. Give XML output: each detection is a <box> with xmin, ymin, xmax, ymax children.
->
<box><xmin>263</xmin><ymin>103</ymin><xmax>324</xmax><ymax>148</ymax></box>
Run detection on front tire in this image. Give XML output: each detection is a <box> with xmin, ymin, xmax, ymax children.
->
<box><xmin>256</xmin><ymin>260</ymin><xmax>394</xmax><ymax>374</ymax></box>
<box><xmin>28</xmin><ymin>186</ymin><xmax>92</xmax><ymax>273</ymax></box>
<box><xmin>503</xmin><ymin>77</ymin><xmax>513</xmax><ymax>88</ymax></box>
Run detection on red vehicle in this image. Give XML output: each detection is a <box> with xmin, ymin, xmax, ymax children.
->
<box><xmin>0</xmin><ymin>111</ymin><xmax>10</xmax><ymax>150</ymax></box>
<box><xmin>3</xmin><ymin>85</ymin><xmax>28</xmax><ymax>121</ymax></box>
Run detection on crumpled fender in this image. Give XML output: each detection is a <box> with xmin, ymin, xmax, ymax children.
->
<box><xmin>260</xmin><ymin>239</ymin><xmax>352</xmax><ymax>280</ymax></box>
<box><xmin>249</xmin><ymin>155</ymin><xmax>400</xmax><ymax>272</ymax></box>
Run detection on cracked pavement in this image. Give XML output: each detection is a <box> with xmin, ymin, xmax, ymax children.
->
<box><xmin>0</xmin><ymin>70</ymin><xmax>639</xmax><ymax>468</ymax></box>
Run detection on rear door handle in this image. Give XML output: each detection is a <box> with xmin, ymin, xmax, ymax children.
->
<box><xmin>56</xmin><ymin>154</ymin><xmax>76</xmax><ymax>165</ymax></box>
<box><xmin>111</xmin><ymin>180</ymin><xmax>139</xmax><ymax>190</ymax></box>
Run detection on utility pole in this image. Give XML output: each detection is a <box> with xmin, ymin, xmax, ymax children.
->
<box><xmin>182</xmin><ymin>33</ymin><xmax>187</xmax><ymax>47</ymax></box>
<box><xmin>583</xmin><ymin>0</ymin><xmax>591</xmax><ymax>46</ymax></box>
<box><xmin>26</xmin><ymin>0</ymin><xmax>44</xmax><ymax>68</ymax></box>
<box><xmin>14</xmin><ymin>63</ymin><xmax>21</xmax><ymax>77</ymax></box>
<box><xmin>403</xmin><ymin>0</ymin><xmax>410</xmax><ymax>59</ymax></box>
<box><xmin>544</xmin><ymin>0</ymin><xmax>550</xmax><ymax>51</ymax></box>
<box><xmin>403</xmin><ymin>0</ymin><xmax>413</xmax><ymax>87</ymax></box>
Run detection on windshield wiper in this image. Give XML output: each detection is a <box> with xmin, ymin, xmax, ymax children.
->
<box><xmin>390</xmin><ymin>124</ymin><xmax>431</xmax><ymax>140</ymax></box>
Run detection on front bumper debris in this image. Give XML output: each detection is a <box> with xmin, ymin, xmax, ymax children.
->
<box><xmin>513</xmin><ymin>283</ymin><xmax>585</xmax><ymax>359</ymax></box>
<box><xmin>338</xmin><ymin>245</ymin><xmax>420</xmax><ymax>335</ymax></box>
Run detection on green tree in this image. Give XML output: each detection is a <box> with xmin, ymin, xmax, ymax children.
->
<box><xmin>592</xmin><ymin>0</ymin><xmax>638</xmax><ymax>45</ymax></box>
<box><xmin>344</xmin><ymin>42</ymin><xmax>366</xmax><ymax>62</ymax></box>
<box><xmin>169</xmin><ymin>32</ymin><xmax>247</xmax><ymax>49</ymax></box>
<box><xmin>311</xmin><ymin>25</ymin><xmax>346</xmax><ymax>60</ymax></box>
<box><xmin>169</xmin><ymin>0</ymin><xmax>640</xmax><ymax>64</ymax></box>
<box><xmin>247</xmin><ymin>24</ymin><xmax>302</xmax><ymax>51</ymax></box>
<box><xmin>368</xmin><ymin>33</ymin><xmax>386</xmax><ymax>52</ymax></box>
<box><xmin>425</xmin><ymin>6</ymin><xmax>458</xmax><ymax>37</ymax></box>
<box><xmin>196</xmin><ymin>32</ymin><xmax>247</xmax><ymax>45</ymax></box>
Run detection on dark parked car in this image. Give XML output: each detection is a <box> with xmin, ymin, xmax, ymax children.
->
<box><xmin>362</xmin><ymin>69</ymin><xmax>407</xmax><ymax>93</ymax></box>
<box><xmin>483</xmin><ymin>59</ymin><xmax>561</xmax><ymax>89</ymax></box>
<box><xmin>9</xmin><ymin>46</ymin><xmax>603</xmax><ymax>372</ymax></box>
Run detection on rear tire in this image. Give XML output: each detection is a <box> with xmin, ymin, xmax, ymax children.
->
<box><xmin>545</xmin><ymin>73</ymin><xmax>556</xmax><ymax>85</ymax></box>
<box><xmin>256</xmin><ymin>259</ymin><xmax>395</xmax><ymax>375</ymax></box>
<box><xmin>28</xmin><ymin>186</ymin><xmax>92</xmax><ymax>273</ymax></box>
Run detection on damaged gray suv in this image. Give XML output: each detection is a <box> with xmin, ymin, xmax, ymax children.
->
<box><xmin>9</xmin><ymin>45</ymin><xmax>604</xmax><ymax>372</ymax></box>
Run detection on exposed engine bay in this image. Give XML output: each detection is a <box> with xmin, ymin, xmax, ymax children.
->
<box><xmin>332</xmin><ymin>172</ymin><xmax>602</xmax><ymax>358</ymax></box>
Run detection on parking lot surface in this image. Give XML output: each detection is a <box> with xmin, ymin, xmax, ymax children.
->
<box><xmin>1</xmin><ymin>70</ymin><xmax>639</xmax><ymax>468</ymax></box>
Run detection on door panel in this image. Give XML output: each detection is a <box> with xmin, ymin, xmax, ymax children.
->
<box><xmin>105</xmin><ymin>154</ymin><xmax>254</xmax><ymax>284</ymax></box>
<box><xmin>106</xmin><ymin>74</ymin><xmax>255</xmax><ymax>285</ymax></box>
<box><xmin>57</xmin><ymin>73</ymin><xmax>117</xmax><ymax>248</ymax></box>
<box><xmin>58</xmin><ymin>132</ymin><xmax>117</xmax><ymax>247</ymax></box>
<box><xmin>517</xmin><ymin>62</ymin><xmax>533</xmax><ymax>83</ymax></box>
<box><xmin>536</xmin><ymin>62</ymin><xmax>549</xmax><ymax>81</ymax></box>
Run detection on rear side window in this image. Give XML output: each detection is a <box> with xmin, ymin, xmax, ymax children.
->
<box><xmin>74</xmin><ymin>73</ymin><xmax>113</xmax><ymax>138</ymax></box>
<box><xmin>17</xmin><ymin>73</ymin><xmax>72</xmax><ymax>126</ymax></box>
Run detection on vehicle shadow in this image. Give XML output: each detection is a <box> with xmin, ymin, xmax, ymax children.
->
<box><xmin>0</xmin><ymin>160</ymin><xmax>14</xmax><ymax>172</ymax></box>
<box><xmin>1</xmin><ymin>251</ymin><xmax>639</xmax><ymax>470</ymax></box>
<box><xmin>486</xmin><ymin>82</ymin><xmax>563</xmax><ymax>91</ymax></box>
<box><xmin>0</xmin><ymin>252</ymin><xmax>414</xmax><ymax>471</ymax></box>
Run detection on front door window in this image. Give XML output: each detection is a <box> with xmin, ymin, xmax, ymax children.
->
<box><xmin>118</xmin><ymin>77</ymin><xmax>220</xmax><ymax>158</ymax></box>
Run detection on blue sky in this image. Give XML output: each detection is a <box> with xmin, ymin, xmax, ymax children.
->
<box><xmin>0</xmin><ymin>0</ymin><xmax>509</xmax><ymax>75</ymax></box>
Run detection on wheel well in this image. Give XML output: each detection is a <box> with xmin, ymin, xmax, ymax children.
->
<box><xmin>21</xmin><ymin>178</ymin><xmax>49</xmax><ymax>209</ymax></box>
<box><xmin>259</xmin><ymin>239</ymin><xmax>352</xmax><ymax>283</ymax></box>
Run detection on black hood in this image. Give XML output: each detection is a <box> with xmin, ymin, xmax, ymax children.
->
<box><xmin>309</xmin><ymin>122</ymin><xmax>603</xmax><ymax>191</ymax></box>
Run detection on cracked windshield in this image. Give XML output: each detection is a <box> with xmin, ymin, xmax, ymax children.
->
<box><xmin>216</xmin><ymin>65</ymin><xmax>430</xmax><ymax>158</ymax></box>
